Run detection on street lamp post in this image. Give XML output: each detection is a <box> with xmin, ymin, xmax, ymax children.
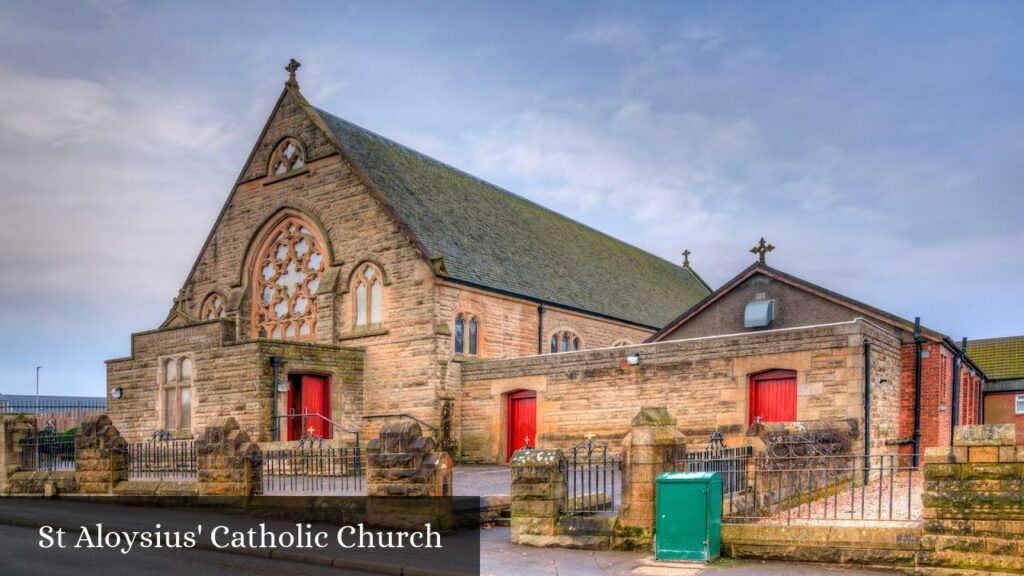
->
<box><xmin>35</xmin><ymin>366</ymin><xmax>41</xmax><ymax>413</ymax></box>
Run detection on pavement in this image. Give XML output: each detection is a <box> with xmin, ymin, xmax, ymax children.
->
<box><xmin>0</xmin><ymin>498</ymin><xmax>898</xmax><ymax>576</ymax></box>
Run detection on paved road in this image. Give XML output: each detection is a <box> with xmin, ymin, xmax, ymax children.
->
<box><xmin>0</xmin><ymin>498</ymin><xmax>898</xmax><ymax>576</ymax></box>
<box><xmin>0</xmin><ymin>522</ymin><xmax>375</xmax><ymax>576</ymax></box>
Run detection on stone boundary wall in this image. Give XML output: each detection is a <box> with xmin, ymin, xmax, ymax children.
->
<box><xmin>461</xmin><ymin>319</ymin><xmax>901</xmax><ymax>463</ymax></box>
<box><xmin>720</xmin><ymin>425</ymin><xmax>1024</xmax><ymax>575</ymax></box>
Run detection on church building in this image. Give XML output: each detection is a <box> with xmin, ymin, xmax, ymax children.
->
<box><xmin>105</xmin><ymin>61</ymin><xmax>709</xmax><ymax>446</ymax></box>
<box><xmin>106</xmin><ymin>62</ymin><xmax>987</xmax><ymax>463</ymax></box>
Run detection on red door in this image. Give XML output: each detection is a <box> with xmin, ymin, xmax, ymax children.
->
<box><xmin>287</xmin><ymin>374</ymin><xmax>331</xmax><ymax>441</ymax></box>
<box><xmin>507</xmin><ymin>390</ymin><xmax>536</xmax><ymax>461</ymax></box>
<box><xmin>749</xmin><ymin>370</ymin><xmax>797</xmax><ymax>424</ymax></box>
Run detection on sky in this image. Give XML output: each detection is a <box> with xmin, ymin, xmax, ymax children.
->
<box><xmin>1</xmin><ymin>1</ymin><xmax>1022</xmax><ymax>396</ymax></box>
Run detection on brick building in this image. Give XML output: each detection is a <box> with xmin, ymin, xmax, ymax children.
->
<box><xmin>106</xmin><ymin>64</ymin><xmax>989</xmax><ymax>461</ymax></box>
<box><xmin>967</xmin><ymin>336</ymin><xmax>1024</xmax><ymax>444</ymax></box>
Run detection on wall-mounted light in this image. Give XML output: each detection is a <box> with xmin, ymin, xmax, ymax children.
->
<box><xmin>110</xmin><ymin>387</ymin><xmax>123</xmax><ymax>400</ymax></box>
<box><xmin>625</xmin><ymin>353</ymin><xmax>640</xmax><ymax>366</ymax></box>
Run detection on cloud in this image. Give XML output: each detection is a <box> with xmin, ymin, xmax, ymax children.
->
<box><xmin>569</xmin><ymin>21</ymin><xmax>648</xmax><ymax>51</ymax></box>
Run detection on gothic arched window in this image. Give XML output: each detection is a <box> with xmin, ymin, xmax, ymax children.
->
<box><xmin>268</xmin><ymin>137</ymin><xmax>306</xmax><ymax>177</ymax></box>
<box><xmin>353</xmin><ymin>263</ymin><xmax>384</xmax><ymax>328</ymax></box>
<box><xmin>201</xmin><ymin>293</ymin><xmax>227</xmax><ymax>321</ymax></box>
<box><xmin>251</xmin><ymin>216</ymin><xmax>326</xmax><ymax>340</ymax></box>
<box><xmin>549</xmin><ymin>330</ymin><xmax>582</xmax><ymax>353</ymax></box>
<box><xmin>454</xmin><ymin>313</ymin><xmax>479</xmax><ymax>356</ymax></box>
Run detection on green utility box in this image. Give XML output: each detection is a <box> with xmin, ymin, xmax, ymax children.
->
<box><xmin>655</xmin><ymin>471</ymin><xmax>722</xmax><ymax>562</ymax></box>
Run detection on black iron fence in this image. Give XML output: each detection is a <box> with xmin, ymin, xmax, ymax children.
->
<box><xmin>680</xmin><ymin>432</ymin><xmax>753</xmax><ymax>495</ymax></box>
<box><xmin>260</xmin><ymin>443</ymin><xmax>364</xmax><ymax>494</ymax></box>
<box><xmin>563</xmin><ymin>438</ymin><xmax>620</xmax><ymax>515</ymax></box>
<box><xmin>681</xmin><ymin>445</ymin><xmax>922</xmax><ymax>524</ymax></box>
<box><xmin>126</xmin><ymin>439</ymin><xmax>197</xmax><ymax>480</ymax></box>
<box><xmin>19</xmin><ymin>433</ymin><xmax>76</xmax><ymax>471</ymax></box>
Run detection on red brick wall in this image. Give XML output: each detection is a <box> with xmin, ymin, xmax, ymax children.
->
<box><xmin>984</xmin><ymin>392</ymin><xmax>1024</xmax><ymax>445</ymax></box>
<box><xmin>898</xmin><ymin>341</ymin><xmax>984</xmax><ymax>452</ymax></box>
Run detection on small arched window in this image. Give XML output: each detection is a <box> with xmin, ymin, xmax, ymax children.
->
<box><xmin>268</xmin><ymin>137</ymin><xmax>306</xmax><ymax>177</ymax></box>
<box><xmin>201</xmin><ymin>293</ymin><xmax>227</xmax><ymax>321</ymax></box>
<box><xmin>353</xmin><ymin>263</ymin><xmax>384</xmax><ymax>328</ymax></box>
<box><xmin>549</xmin><ymin>330</ymin><xmax>581</xmax><ymax>353</ymax></box>
<box><xmin>454</xmin><ymin>313</ymin><xmax>479</xmax><ymax>356</ymax></box>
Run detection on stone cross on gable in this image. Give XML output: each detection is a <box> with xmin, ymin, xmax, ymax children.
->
<box><xmin>750</xmin><ymin>237</ymin><xmax>775</xmax><ymax>264</ymax></box>
<box><xmin>681</xmin><ymin>249</ymin><xmax>691</xmax><ymax>268</ymax></box>
<box><xmin>285</xmin><ymin>58</ymin><xmax>301</xmax><ymax>88</ymax></box>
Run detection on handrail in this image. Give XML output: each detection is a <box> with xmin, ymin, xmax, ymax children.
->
<box><xmin>362</xmin><ymin>413</ymin><xmax>438</xmax><ymax>433</ymax></box>
<box><xmin>275</xmin><ymin>412</ymin><xmax>360</xmax><ymax>435</ymax></box>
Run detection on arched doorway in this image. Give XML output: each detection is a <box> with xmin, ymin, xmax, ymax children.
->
<box><xmin>506</xmin><ymin>390</ymin><xmax>536</xmax><ymax>461</ymax></box>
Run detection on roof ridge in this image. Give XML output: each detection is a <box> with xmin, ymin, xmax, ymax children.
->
<box><xmin>313</xmin><ymin>107</ymin><xmax>693</xmax><ymax>275</ymax></box>
<box><xmin>967</xmin><ymin>335</ymin><xmax>1024</xmax><ymax>344</ymax></box>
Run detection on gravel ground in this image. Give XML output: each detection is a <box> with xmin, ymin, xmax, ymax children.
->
<box><xmin>754</xmin><ymin>474</ymin><xmax>922</xmax><ymax>526</ymax></box>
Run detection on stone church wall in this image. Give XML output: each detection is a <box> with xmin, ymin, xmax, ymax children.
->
<box><xmin>459</xmin><ymin>319</ymin><xmax>901</xmax><ymax>463</ymax></box>
<box><xmin>107</xmin><ymin>321</ymin><xmax>363</xmax><ymax>442</ymax></box>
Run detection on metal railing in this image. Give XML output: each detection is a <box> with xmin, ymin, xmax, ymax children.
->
<box><xmin>680</xmin><ymin>433</ymin><xmax>753</xmax><ymax>495</ymax></box>
<box><xmin>126</xmin><ymin>439</ymin><xmax>197</xmax><ymax>480</ymax></box>
<box><xmin>563</xmin><ymin>438</ymin><xmax>621</xmax><ymax>515</ymax></box>
<box><xmin>260</xmin><ymin>444</ymin><xmax>364</xmax><ymax>494</ymax></box>
<box><xmin>1</xmin><ymin>399</ymin><xmax>106</xmax><ymax>430</ymax></box>
<box><xmin>681</xmin><ymin>447</ymin><xmax>922</xmax><ymax>524</ymax></box>
<box><xmin>19</xmin><ymin>434</ymin><xmax>76</xmax><ymax>471</ymax></box>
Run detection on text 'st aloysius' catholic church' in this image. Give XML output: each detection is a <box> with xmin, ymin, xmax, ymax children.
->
<box><xmin>106</xmin><ymin>61</ymin><xmax>989</xmax><ymax>462</ymax></box>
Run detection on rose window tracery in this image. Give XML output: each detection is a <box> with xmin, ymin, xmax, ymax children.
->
<box><xmin>251</xmin><ymin>216</ymin><xmax>325</xmax><ymax>340</ymax></box>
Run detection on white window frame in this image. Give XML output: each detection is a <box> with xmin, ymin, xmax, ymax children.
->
<box><xmin>1015</xmin><ymin>394</ymin><xmax>1024</xmax><ymax>415</ymax></box>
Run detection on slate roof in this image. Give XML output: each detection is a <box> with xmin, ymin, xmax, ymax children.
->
<box><xmin>315</xmin><ymin>108</ymin><xmax>710</xmax><ymax>328</ymax></box>
<box><xmin>966</xmin><ymin>336</ymin><xmax>1024</xmax><ymax>381</ymax></box>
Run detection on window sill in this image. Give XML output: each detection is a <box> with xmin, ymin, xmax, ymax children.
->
<box><xmin>263</xmin><ymin>167</ymin><xmax>310</xmax><ymax>186</ymax></box>
<box><xmin>451</xmin><ymin>354</ymin><xmax>480</xmax><ymax>363</ymax></box>
<box><xmin>338</xmin><ymin>326</ymin><xmax>389</xmax><ymax>340</ymax></box>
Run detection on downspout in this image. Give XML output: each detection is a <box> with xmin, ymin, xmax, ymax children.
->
<box><xmin>913</xmin><ymin>317</ymin><xmax>923</xmax><ymax>467</ymax></box>
<box><xmin>270</xmin><ymin>356</ymin><xmax>284</xmax><ymax>442</ymax></box>
<box><xmin>862</xmin><ymin>339</ymin><xmax>872</xmax><ymax>484</ymax></box>
<box><xmin>950</xmin><ymin>338</ymin><xmax>963</xmax><ymax>447</ymax></box>
<box><xmin>537</xmin><ymin>303</ymin><xmax>546</xmax><ymax>355</ymax></box>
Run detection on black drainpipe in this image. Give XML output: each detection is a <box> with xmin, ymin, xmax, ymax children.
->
<box><xmin>269</xmin><ymin>356</ymin><xmax>285</xmax><ymax>442</ymax></box>
<box><xmin>537</xmin><ymin>303</ymin><xmax>546</xmax><ymax>355</ymax></box>
<box><xmin>862</xmin><ymin>339</ymin><xmax>872</xmax><ymax>484</ymax></box>
<box><xmin>950</xmin><ymin>337</ymin><xmax>964</xmax><ymax>447</ymax></box>
<box><xmin>913</xmin><ymin>317</ymin><xmax>923</xmax><ymax>467</ymax></box>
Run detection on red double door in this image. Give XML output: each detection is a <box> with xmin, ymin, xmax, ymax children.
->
<box><xmin>507</xmin><ymin>390</ymin><xmax>536</xmax><ymax>461</ymax></box>
<box><xmin>287</xmin><ymin>374</ymin><xmax>331</xmax><ymax>441</ymax></box>
<box><xmin>749</xmin><ymin>370</ymin><xmax>797</xmax><ymax>424</ymax></box>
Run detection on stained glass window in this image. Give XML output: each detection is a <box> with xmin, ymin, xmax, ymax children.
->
<box><xmin>353</xmin><ymin>264</ymin><xmax>384</xmax><ymax>328</ymax></box>
<box><xmin>251</xmin><ymin>216</ymin><xmax>325</xmax><ymax>340</ymax></box>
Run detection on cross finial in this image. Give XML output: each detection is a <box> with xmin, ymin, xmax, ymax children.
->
<box><xmin>285</xmin><ymin>58</ymin><xmax>301</xmax><ymax>88</ymax></box>
<box><xmin>682</xmin><ymin>249</ymin><xmax>691</xmax><ymax>268</ymax></box>
<box><xmin>750</xmin><ymin>237</ymin><xmax>775</xmax><ymax>264</ymax></box>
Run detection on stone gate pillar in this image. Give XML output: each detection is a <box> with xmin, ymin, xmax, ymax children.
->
<box><xmin>196</xmin><ymin>417</ymin><xmax>262</xmax><ymax>497</ymax></box>
<box><xmin>616</xmin><ymin>406</ymin><xmax>685</xmax><ymax>550</ymax></box>
<box><xmin>509</xmin><ymin>448</ymin><xmax>565</xmax><ymax>545</ymax></box>
<box><xmin>0</xmin><ymin>414</ymin><xmax>36</xmax><ymax>496</ymax></box>
<box><xmin>75</xmin><ymin>414</ymin><xmax>128</xmax><ymax>495</ymax></box>
<box><xmin>366</xmin><ymin>421</ymin><xmax>452</xmax><ymax>497</ymax></box>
